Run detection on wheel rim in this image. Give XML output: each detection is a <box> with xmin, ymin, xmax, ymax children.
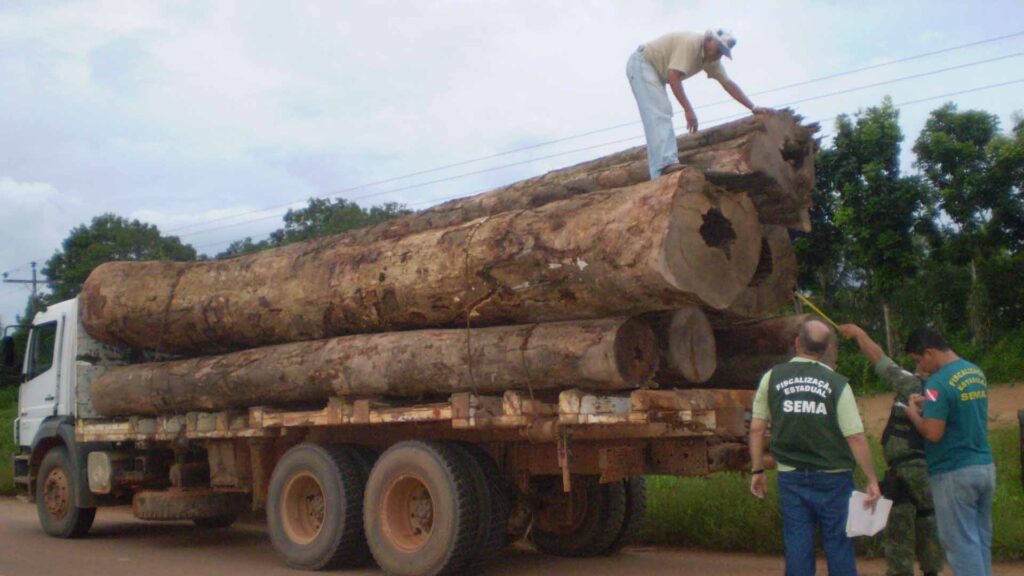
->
<box><xmin>535</xmin><ymin>480</ymin><xmax>589</xmax><ymax>535</ymax></box>
<box><xmin>381</xmin><ymin>474</ymin><xmax>434</xmax><ymax>553</ymax></box>
<box><xmin>43</xmin><ymin>467</ymin><xmax>71</xmax><ymax>521</ymax></box>
<box><xmin>280</xmin><ymin>472</ymin><xmax>326</xmax><ymax>546</ymax></box>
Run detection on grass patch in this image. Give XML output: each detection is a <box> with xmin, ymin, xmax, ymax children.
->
<box><xmin>0</xmin><ymin>386</ymin><xmax>18</xmax><ymax>495</ymax></box>
<box><xmin>642</xmin><ymin>427</ymin><xmax>1023</xmax><ymax>561</ymax></box>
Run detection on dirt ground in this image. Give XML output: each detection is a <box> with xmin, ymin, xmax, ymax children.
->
<box><xmin>2</xmin><ymin>498</ymin><xmax>1023</xmax><ymax>576</ymax></box>
<box><xmin>858</xmin><ymin>381</ymin><xmax>1023</xmax><ymax>437</ymax></box>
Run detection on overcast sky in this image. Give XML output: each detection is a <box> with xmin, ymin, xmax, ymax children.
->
<box><xmin>1</xmin><ymin>0</ymin><xmax>1022</xmax><ymax>326</ymax></box>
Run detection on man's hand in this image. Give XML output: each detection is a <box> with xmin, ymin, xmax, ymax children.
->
<box><xmin>864</xmin><ymin>478</ymin><xmax>882</xmax><ymax>509</ymax></box>
<box><xmin>685</xmin><ymin>108</ymin><xmax>699</xmax><ymax>133</ymax></box>
<box><xmin>907</xmin><ymin>393</ymin><xmax>925</xmax><ymax>414</ymax></box>
<box><xmin>750</xmin><ymin>473</ymin><xmax>767</xmax><ymax>499</ymax></box>
<box><xmin>838</xmin><ymin>323</ymin><xmax>864</xmax><ymax>340</ymax></box>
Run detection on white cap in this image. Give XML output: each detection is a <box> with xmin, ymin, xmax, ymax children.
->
<box><xmin>707</xmin><ymin>28</ymin><xmax>736</xmax><ymax>59</ymax></box>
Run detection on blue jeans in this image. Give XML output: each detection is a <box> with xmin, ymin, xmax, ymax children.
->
<box><xmin>778</xmin><ymin>471</ymin><xmax>857</xmax><ymax>576</ymax></box>
<box><xmin>930</xmin><ymin>463</ymin><xmax>995</xmax><ymax>576</ymax></box>
<box><xmin>626</xmin><ymin>47</ymin><xmax>678</xmax><ymax>179</ymax></box>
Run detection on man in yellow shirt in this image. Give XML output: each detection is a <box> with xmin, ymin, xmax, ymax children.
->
<box><xmin>748</xmin><ymin>318</ymin><xmax>881</xmax><ymax>576</ymax></box>
<box><xmin>626</xmin><ymin>29</ymin><xmax>770</xmax><ymax>179</ymax></box>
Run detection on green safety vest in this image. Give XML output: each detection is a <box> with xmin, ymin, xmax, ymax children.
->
<box><xmin>767</xmin><ymin>361</ymin><xmax>855</xmax><ymax>471</ymax></box>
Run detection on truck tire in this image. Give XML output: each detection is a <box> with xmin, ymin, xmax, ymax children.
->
<box><xmin>530</xmin><ymin>475</ymin><xmax>626</xmax><ymax>558</ymax></box>
<box><xmin>603</xmin><ymin>477</ymin><xmax>647</xmax><ymax>555</ymax></box>
<box><xmin>364</xmin><ymin>441</ymin><xmax>479</xmax><ymax>576</ymax></box>
<box><xmin>457</xmin><ymin>443</ymin><xmax>511</xmax><ymax>568</ymax></box>
<box><xmin>344</xmin><ymin>445</ymin><xmax>379</xmax><ymax>567</ymax></box>
<box><xmin>36</xmin><ymin>446</ymin><xmax>96</xmax><ymax>538</ymax></box>
<box><xmin>267</xmin><ymin>443</ymin><xmax>366</xmax><ymax>570</ymax></box>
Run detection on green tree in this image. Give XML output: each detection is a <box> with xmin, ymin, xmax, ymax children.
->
<box><xmin>43</xmin><ymin>214</ymin><xmax>197</xmax><ymax>301</ymax></box>
<box><xmin>830</xmin><ymin>97</ymin><xmax>929</xmax><ymax>354</ymax></box>
<box><xmin>913</xmin><ymin>103</ymin><xmax>1004</xmax><ymax>342</ymax></box>
<box><xmin>215</xmin><ymin>199</ymin><xmax>411</xmax><ymax>258</ymax></box>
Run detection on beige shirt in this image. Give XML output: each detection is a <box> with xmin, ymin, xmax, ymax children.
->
<box><xmin>643</xmin><ymin>31</ymin><xmax>730</xmax><ymax>85</ymax></box>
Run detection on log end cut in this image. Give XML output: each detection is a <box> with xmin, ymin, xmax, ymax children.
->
<box><xmin>660</xmin><ymin>169</ymin><xmax>763</xmax><ymax>310</ymax></box>
<box><xmin>609</xmin><ymin>317</ymin><xmax>660</xmax><ymax>388</ymax></box>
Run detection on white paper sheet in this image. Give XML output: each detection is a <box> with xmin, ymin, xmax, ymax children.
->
<box><xmin>845</xmin><ymin>491</ymin><xmax>893</xmax><ymax>537</ymax></box>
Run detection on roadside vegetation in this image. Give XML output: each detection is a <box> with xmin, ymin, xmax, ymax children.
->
<box><xmin>0</xmin><ymin>386</ymin><xmax>17</xmax><ymax>494</ymax></box>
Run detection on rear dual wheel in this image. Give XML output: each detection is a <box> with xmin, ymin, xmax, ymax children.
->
<box><xmin>267</xmin><ymin>443</ymin><xmax>368</xmax><ymax>570</ymax></box>
<box><xmin>530</xmin><ymin>475</ymin><xmax>646</xmax><ymax>558</ymax></box>
<box><xmin>364</xmin><ymin>440</ymin><xmax>491</xmax><ymax>569</ymax></box>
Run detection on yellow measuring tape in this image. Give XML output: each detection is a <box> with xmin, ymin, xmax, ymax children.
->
<box><xmin>794</xmin><ymin>292</ymin><xmax>841</xmax><ymax>330</ymax></box>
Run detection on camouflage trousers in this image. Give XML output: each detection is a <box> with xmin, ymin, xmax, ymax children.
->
<box><xmin>884</xmin><ymin>462</ymin><xmax>944</xmax><ymax>576</ymax></box>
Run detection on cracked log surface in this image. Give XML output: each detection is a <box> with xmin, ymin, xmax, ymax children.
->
<box><xmin>703</xmin><ymin>314</ymin><xmax>811</xmax><ymax>389</ymax></box>
<box><xmin>89</xmin><ymin>317</ymin><xmax>658</xmax><ymax>417</ymax></box>
<box><xmin>644</xmin><ymin>307</ymin><xmax>717</xmax><ymax>386</ymax></box>
<box><xmin>336</xmin><ymin>109</ymin><xmax>816</xmax><ymax>242</ymax></box>
<box><xmin>80</xmin><ymin>168</ymin><xmax>762</xmax><ymax>355</ymax></box>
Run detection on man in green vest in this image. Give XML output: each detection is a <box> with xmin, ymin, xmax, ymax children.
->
<box><xmin>903</xmin><ymin>327</ymin><xmax>994</xmax><ymax>576</ymax></box>
<box><xmin>839</xmin><ymin>324</ymin><xmax>943</xmax><ymax>576</ymax></box>
<box><xmin>749</xmin><ymin>318</ymin><xmax>881</xmax><ymax>576</ymax></box>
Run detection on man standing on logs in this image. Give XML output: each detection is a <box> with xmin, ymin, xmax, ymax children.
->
<box><xmin>749</xmin><ymin>318</ymin><xmax>881</xmax><ymax>576</ymax></box>
<box><xmin>839</xmin><ymin>324</ymin><xmax>944</xmax><ymax>576</ymax></box>
<box><xmin>626</xmin><ymin>28</ymin><xmax>770</xmax><ymax>179</ymax></box>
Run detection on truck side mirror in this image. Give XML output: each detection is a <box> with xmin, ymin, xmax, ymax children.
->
<box><xmin>2</xmin><ymin>336</ymin><xmax>15</xmax><ymax>368</ymax></box>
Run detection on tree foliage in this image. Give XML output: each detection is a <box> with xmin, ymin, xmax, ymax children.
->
<box><xmin>216</xmin><ymin>199</ymin><xmax>411</xmax><ymax>258</ymax></box>
<box><xmin>42</xmin><ymin>214</ymin><xmax>197</xmax><ymax>302</ymax></box>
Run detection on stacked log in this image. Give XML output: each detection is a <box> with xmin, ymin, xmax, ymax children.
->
<box><xmin>83</xmin><ymin>111</ymin><xmax>819</xmax><ymax>416</ymax></box>
<box><xmin>91</xmin><ymin>317</ymin><xmax>658</xmax><ymax>417</ymax></box>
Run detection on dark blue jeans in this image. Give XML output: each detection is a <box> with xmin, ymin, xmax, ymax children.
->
<box><xmin>777</xmin><ymin>470</ymin><xmax>857</xmax><ymax>576</ymax></box>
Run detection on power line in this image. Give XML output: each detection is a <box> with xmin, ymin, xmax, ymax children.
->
<box><xmin>193</xmin><ymin>77</ymin><xmax>1024</xmax><ymax>256</ymax></box>
<box><xmin>166</xmin><ymin>30</ymin><xmax>1024</xmax><ymax>235</ymax></box>
<box><xmin>178</xmin><ymin>51</ymin><xmax>1024</xmax><ymax>240</ymax></box>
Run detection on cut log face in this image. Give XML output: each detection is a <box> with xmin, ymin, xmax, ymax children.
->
<box><xmin>88</xmin><ymin>317</ymin><xmax>658</xmax><ymax>417</ymax></box>
<box><xmin>704</xmin><ymin>314</ymin><xmax>811</xmax><ymax>389</ymax></box>
<box><xmin>644</xmin><ymin>307</ymin><xmax>717</xmax><ymax>386</ymax></box>
<box><xmin>718</xmin><ymin>225</ymin><xmax>798</xmax><ymax>321</ymax></box>
<box><xmin>80</xmin><ymin>169</ymin><xmax>762</xmax><ymax>355</ymax></box>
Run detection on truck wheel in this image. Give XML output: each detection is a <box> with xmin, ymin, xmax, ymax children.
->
<box><xmin>530</xmin><ymin>475</ymin><xmax>626</xmax><ymax>558</ymax></box>
<box><xmin>456</xmin><ymin>443</ymin><xmax>511</xmax><ymax>570</ymax></box>
<box><xmin>36</xmin><ymin>446</ymin><xmax>96</xmax><ymax>539</ymax></box>
<box><xmin>193</xmin><ymin>515</ymin><xmax>238</xmax><ymax>529</ymax></box>
<box><xmin>364</xmin><ymin>441</ymin><xmax>479</xmax><ymax>576</ymax></box>
<box><xmin>267</xmin><ymin>443</ymin><xmax>366</xmax><ymax>570</ymax></box>
<box><xmin>603</xmin><ymin>477</ymin><xmax>647</xmax><ymax>555</ymax></box>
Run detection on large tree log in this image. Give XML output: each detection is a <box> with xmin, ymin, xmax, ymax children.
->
<box><xmin>338</xmin><ymin>109</ymin><xmax>816</xmax><ymax>244</ymax></box>
<box><xmin>89</xmin><ymin>317</ymin><xmax>658</xmax><ymax>417</ymax></box>
<box><xmin>644</xmin><ymin>307</ymin><xmax>716</xmax><ymax>386</ymax></box>
<box><xmin>704</xmin><ymin>314</ymin><xmax>811</xmax><ymax>389</ymax></box>
<box><xmin>716</xmin><ymin>225</ymin><xmax>797</xmax><ymax>321</ymax></box>
<box><xmin>81</xmin><ymin>169</ymin><xmax>762</xmax><ymax>355</ymax></box>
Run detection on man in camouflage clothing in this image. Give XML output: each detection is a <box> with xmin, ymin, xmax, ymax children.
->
<box><xmin>839</xmin><ymin>324</ymin><xmax>943</xmax><ymax>576</ymax></box>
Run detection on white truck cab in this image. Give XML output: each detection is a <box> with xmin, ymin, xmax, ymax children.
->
<box><xmin>14</xmin><ymin>298</ymin><xmax>78</xmax><ymax>451</ymax></box>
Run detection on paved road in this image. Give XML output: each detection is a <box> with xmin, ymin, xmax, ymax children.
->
<box><xmin>2</xmin><ymin>498</ymin><xmax>1022</xmax><ymax>576</ymax></box>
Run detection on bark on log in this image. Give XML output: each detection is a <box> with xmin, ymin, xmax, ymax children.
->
<box><xmin>89</xmin><ymin>317</ymin><xmax>658</xmax><ymax>417</ymax></box>
<box><xmin>717</xmin><ymin>226</ymin><xmax>797</xmax><ymax>321</ymax></box>
<box><xmin>704</xmin><ymin>314</ymin><xmax>811</xmax><ymax>389</ymax></box>
<box><xmin>644</xmin><ymin>307</ymin><xmax>716</xmax><ymax>386</ymax></box>
<box><xmin>81</xmin><ymin>169</ymin><xmax>762</xmax><ymax>355</ymax></box>
<box><xmin>308</xmin><ymin>109</ymin><xmax>816</xmax><ymax>248</ymax></box>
